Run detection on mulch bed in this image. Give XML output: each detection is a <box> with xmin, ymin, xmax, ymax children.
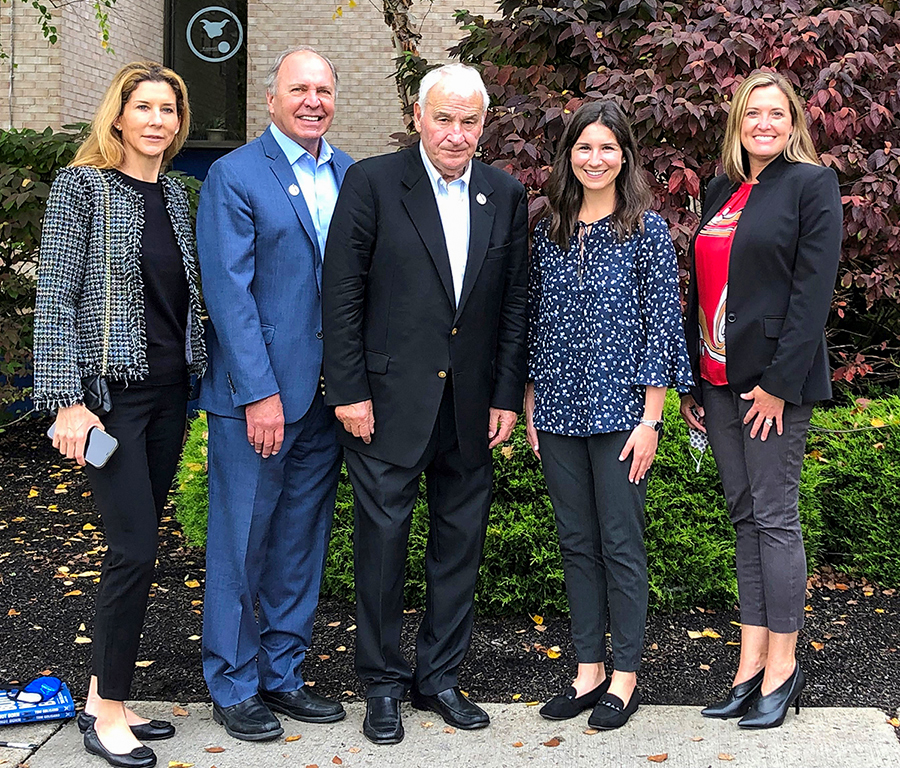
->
<box><xmin>1</xmin><ymin>416</ymin><xmax>898</xmax><ymax>724</ymax></box>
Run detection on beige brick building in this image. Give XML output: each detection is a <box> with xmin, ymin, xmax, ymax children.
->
<box><xmin>0</xmin><ymin>0</ymin><xmax>497</xmax><ymax>160</ymax></box>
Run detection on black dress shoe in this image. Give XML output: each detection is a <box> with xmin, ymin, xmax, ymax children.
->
<box><xmin>83</xmin><ymin>723</ymin><xmax>157</xmax><ymax>768</ymax></box>
<box><xmin>363</xmin><ymin>696</ymin><xmax>404</xmax><ymax>745</ymax></box>
<box><xmin>212</xmin><ymin>694</ymin><xmax>284</xmax><ymax>741</ymax></box>
<box><xmin>410</xmin><ymin>686</ymin><xmax>490</xmax><ymax>730</ymax></box>
<box><xmin>260</xmin><ymin>687</ymin><xmax>346</xmax><ymax>723</ymax></box>
<box><xmin>539</xmin><ymin>678</ymin><xmax>611</xmax><ymax>721</ymax></box>
<box><xmin>78</xmin><ymin>712</ymin><xmax>176</xmax><ymax>740</ymax></box>
<box><xmin>738</xmin><ymin>665</ymin><xmax>805</xmax><ymax>729</ymax></box>
<box><xmin>701</xmin><ymin>669</ymin><xmax>764</xmax><ymax>719</ymax></box>
<box><xmin>587</xmin><ymin>689</ymin><xmax>640</xmax><ymax>730</ymax></box>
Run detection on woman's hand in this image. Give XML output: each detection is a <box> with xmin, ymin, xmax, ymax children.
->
<box><xmin>524</xmin><ymin>381</ymin><xmax>540</xmax><ymax>459</ymax></box>
<box><xmin>679</xmin><ymin>394</ymin><xmax>706</xmax><ymax>433</ymax></box>
<box><xmin>619</xmin><ymin>423</ymin><xmax>659</xmax><ymax>484</ymax></box>
<box><xmin>741</xmin><ymin>385</ymin><xmax>785</xmax><ymax>440</ymax></box>
<box><xmin>52</xmin><ymin>404</ymin><xmax>104</xmax><ymax>466</ymax></box>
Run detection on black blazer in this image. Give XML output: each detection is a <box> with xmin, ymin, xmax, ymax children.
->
<box><xmin>322</xmin><ymin>144</ymin><xmax>529</xmax><ymax>469</ymax></box>
<box><xmin>684</xmin><ymin>153</ymin><xmax>843</xmax><ymax>406</ymax></box>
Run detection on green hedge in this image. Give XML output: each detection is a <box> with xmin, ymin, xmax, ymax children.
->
<box><xmin>174</xmin><ymin>393</ymin><xmax>899</xmax><ymax>615</ymax></box>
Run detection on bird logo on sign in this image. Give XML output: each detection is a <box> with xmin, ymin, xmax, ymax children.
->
<box><xmin>187</xmin><ymin>7</ymin><xmax>244</xmax><ymax>63</ymax></box>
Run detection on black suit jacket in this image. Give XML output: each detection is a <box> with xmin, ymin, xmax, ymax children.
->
<box><xmin>322</xmin><ymin>144</ymin><xmax>529</xmax><ymax>468</ymax></box>
<box><xmin>685</xmin><ymin>153</ymin><xmax>843</xmax><ymax>406</ymax></box>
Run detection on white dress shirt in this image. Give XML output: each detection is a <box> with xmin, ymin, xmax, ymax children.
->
<box><xmin>269</xmin><ymin>122</ymin><xmax>339</xmax><ymax>258</ymax></box>
<box><xmin>419</xmin><ymin>142</ymin><xmax>472</xmax><ymax>306</ymax></box>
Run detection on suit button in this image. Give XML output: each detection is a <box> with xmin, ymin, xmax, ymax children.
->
<box><xmin>438</xmin><ymin>371</ymin><xmax>447</xmax><ymax>379</ymax></box>
<box><xmin>316</xmin><ymin>331</ymin><xmax>323</xmax><ymax>339</ymax></box>
<box><xmin>727</xmin><ymin>312</ymin><xmax>736</xmax><ymax>323</ymax></box>
<box><xmin>320</xmin><ymin>376</ymin><xmax>325</xmax><ymax>382</ymax></box>
<box><xmin>451</xmin><ymin>327</ymin><xmax>458</xmax><ymax>336</ymax></box>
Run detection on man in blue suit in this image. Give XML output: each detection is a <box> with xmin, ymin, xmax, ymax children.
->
<box><xmin>197</xmin><ymin>46</ymin><xmax>353</xmax><ymax>742</ymax></box>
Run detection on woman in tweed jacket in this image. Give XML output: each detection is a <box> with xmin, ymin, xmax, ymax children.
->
<box><xmin>33</xmin><ymin>62</ymin><xmax>205</xmax><ymax>768</ymax></box>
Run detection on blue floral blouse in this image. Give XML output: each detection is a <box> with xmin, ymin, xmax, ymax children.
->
<box><xmin>527</xmin><ymin>211</ymin><xmax>693</xmax><ymax>436</ymax></box>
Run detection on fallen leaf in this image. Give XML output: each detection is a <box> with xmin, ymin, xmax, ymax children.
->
<box><xmin>327</xmin><ymin>621</ymin><xmax>340</xmax><ymax>627</ymax></box>
<box><xmin>205</xmin><ymin>746</ymin><xmax>225</xmax><ymax>753</ymax></box>
<box><xmin>184</xmin><ymin>580</ymin><xmax>200</xmax><ymax>589</ymax></box>
<box><xmin>835</xmin><ymin>583</ymin><xmax>849</xmax><ymax>591</ymax></box>
<box><xmin>718</xmin><ymin>754</ymin><xmax>735</xmax><ymax>761</ymax></box>
<box><xmin>691</xmin><ymin>736</ymin><xmax>704</xmax><ymax>742</ymax></box>
<box><xmin>318</xmin><ymin>654</ymin><xmax>331</xmax><ymax>661</ymax></box>
<box><xmin>191</xmin><ymin>600</ymin><xmax>203</xmax><ymax>606</ymax></box>
<box><xmin>7</xmin><ymin>608</ymin><xmax>19</xmax><ymax>616</ymax></box>
<box><xmin>687</xmin><ymin>630</ymin><xmax>703</xmax><ymax>639</ymax></box>
<box><xmin>64</xmin><ymin>590</ymin><xmax>82</xmax><ymax>597</ymax></box>
<box><xmin>534</xmin><ymin>624</ymin><xmax>548</xmax><ymax>632</ymax></box>
<box><xmin>525</xmin><ymin>701</ymin><xmax>540</xmax><ymax>706</ymax></box>
<box><xmin>168</xmin><ymin>763</ymin><xmax>194</xmax><ymax>768</ymax></box>
<box><xmin>421</xmin><ymin>721</ymin><xmax>434</xmax><ymax>728</ymax></box>
<box><xmin>346</xmin><ymin>625</ymin><xmax>356</xmax><ymax>631</ymax></box>
<box><xmin>306</xmin><ymin>765</ymin><xmax>319</xmax><ymax>768</ymax></box>
<box><xmin>583</xmin><ymin>728</ymin><xmax>598</xmax><ymax>735</ymax></box>
<box><xmin>871</xmin><ymin>417</ymin><xmax>886</xmax><ymax>427</ymax></box>
<box><xmin>888</xmin><ymin>717</ymin><xmax>900</xmax><ymax>727</ymax></box>
<box><xmin>531</xmin><ymin>614</ymin><xmax>544</xmax><ymax>625</ymax></box>
<box><xmin>699</xmin><ymin>664</ymin><xmax>711</xmax><ymax>671</ymax></box>
<box><xmin>172</xmin><ymin>705</ymin><xmax>189</xmax><ymax>717</ymax></box>
<box><xmin>336</xmin><ymin>645</ymin><xmax>347</xmax><ymax>652</ymax></box>
<box><xmin>332</xmin><ymin>757</ymin><xmax>343</xmax><ymax>765</ymax></box>
<box><xmin>82</xmin><ymin>523</ymin><xmax>96</xmax><ymax>531</ymax></box>
<box><xmin>511</xmin><ymin>693</ymin><xmax>521</xmax><ymax>701</ymax></box>
<box><xmin>348</xmin><ymin>747</ymin><xmax>361</xmax><ymax>754</ymax></box>
<box><xmin>701</xmin><ymin>629</ymin><xmax>721</xmax><ymax>639</ymax></box>
<box><xmin>75</xmin><ymin>636</ymin><xmax>92</xmax><ymax>644</ymax></box>
<box><xmin>543</xmin><ymin>737</ymin><xmax>561</xmax><ymax>747</ymax></box>
<box><xmin>875</xmin><ymin>608</ymin><xmax>885</xmax><ymax>614</ymax></box>
<box><xmin>647</xmin><ymin>755</ymin><xmax>668</xmax><ymax>763</ymax></box>
<box><xmin>188</xmin><ymin>635</ymin><xmax>201</xmax><ymax>641</ymax></box>
<box><xmin>512</xmin><ymin>741</ymin><xmax>524</xmax><ymax>747</ymax></box>
<box><xmin>546</xmin><ymin>648</ymin><xmax>561</xmax><ymax>659</ymax></box>
<box><xmin>305</xmin><ymin>681</ymin><xmax>316</xmax><ymax>687</ymax></box>
<box><xmin>443</xmin><ymin>726</ymin><xmax>456</xmax><ymax>734</ymax></box>
<box><xmin>725</xmin><ymin>641</ymin><xmax>741</xmax><ymax>646</ymax></box>
<box><xmin>810</xmin><ymin>641</ymin><xmax>825</xmax><ymax>651</ymax></box>
<box><xmin>285</xmin><ymin>735</ymin><xmax>302</xmax><ymax>742</ymax></box>
<box><xmin>134</xmin><ymin>660</ymin><xmax>154</xmax><ymax>668</ymax></box>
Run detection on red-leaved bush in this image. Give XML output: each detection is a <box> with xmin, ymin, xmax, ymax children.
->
<box><xmin>450</xmin><ymin>0</ymin><xmax>900</xmax><ymax>388</ymax></box>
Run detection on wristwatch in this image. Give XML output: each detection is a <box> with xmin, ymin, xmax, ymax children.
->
<box><xmin>639</xmin><ymin>418</ymin><xmax>663</xmax><ymax>432</ymax></box>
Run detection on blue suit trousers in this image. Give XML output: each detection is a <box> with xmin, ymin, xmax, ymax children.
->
<box><xmin>202</xmin><ymin>394</ymin><xmax>341</xmax><ymax>707</ymax></box>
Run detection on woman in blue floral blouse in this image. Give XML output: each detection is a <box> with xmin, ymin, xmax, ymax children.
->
<box><xmin>526</xmin><ymin>101</ymin><xmax>692</xmax><ymax>729</ymax></box>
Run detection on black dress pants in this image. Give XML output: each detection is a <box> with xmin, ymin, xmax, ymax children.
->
<box><xmin>344</xmin><ymin>383</ymin><xmax>493</xmax><ymax>699</ymax></box>
<box><xmin>84</xmin><ymin>380</ymin><xmax>187</xmax><ymax>700</ymax></box>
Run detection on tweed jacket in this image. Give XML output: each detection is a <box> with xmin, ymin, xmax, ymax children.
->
<box><xmin>33</xmin><ymin>166</ymin><xmax>207</xmax><ymax>411</ymax></box>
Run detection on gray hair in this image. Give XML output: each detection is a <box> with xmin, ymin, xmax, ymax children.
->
<box><xmin>265</xmin><ymin>46</ymin><xmax>339</xmax><ymax>96</ymax></box>
<box><xmin>417</xmin><ymin>63</ymin><xmax>489</xmax><ymax>115</ymax></box>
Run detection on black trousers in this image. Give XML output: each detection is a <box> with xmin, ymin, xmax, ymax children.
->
<box><xmin>344</xmin><ymin>383</ymin><xmax>493</xmax><ymax>699</ymax></box>
<box><xmin>84</xmin><ymin>380</ymin><xmax>187</xmax><ymax>700</ymax></box>
<box><xmin>538</xmin><ymin>430</ymin><xmax>648</xmax><ymax>672</ymax></box>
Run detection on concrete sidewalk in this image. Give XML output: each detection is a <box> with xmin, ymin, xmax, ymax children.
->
<box><xmin>3</xmin><ymin>702</ymin><xmax>899</xmax><ymax>768</ymax></box>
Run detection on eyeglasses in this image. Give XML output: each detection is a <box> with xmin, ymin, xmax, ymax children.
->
<box><xmin>3</xmin><ymin>676</ymin><xmax>62</xmax><ymax>704</ymax></box>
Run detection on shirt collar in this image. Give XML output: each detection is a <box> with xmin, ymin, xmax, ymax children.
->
<box><xmin>419</xmin><ymin>141</ymin><xmax>472</xmax><ymax>192</ymax></box>
<box><xmin>269</xmin><ymin>122</ymin><xmax>334</xmax><ymax>167</ymax></box>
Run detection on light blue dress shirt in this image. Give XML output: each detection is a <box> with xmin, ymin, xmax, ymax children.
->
<box><xmin>419</xmin><ymin>142</ymin><xmax>472</xmax><ymax>306</ymax></box>
<box><xmin>269</xmin><ymin>122</ymin><xmax>339</xmax><ymax>258</ymax></box>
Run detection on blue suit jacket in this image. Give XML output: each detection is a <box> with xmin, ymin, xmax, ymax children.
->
<box><xmin>197</xmin><ymin>127</ymin><xmax>354</xmax><ymax>423</ymax></box>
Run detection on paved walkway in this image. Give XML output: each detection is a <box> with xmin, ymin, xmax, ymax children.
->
<box><xmin>3</xmin><ymin>702</ymin><xmax>898</xmax><ymax>768</ymax></box>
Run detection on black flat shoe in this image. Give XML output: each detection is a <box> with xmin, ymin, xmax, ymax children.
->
<box><xmin>260</xmin><ymin>687</ymin><xmax>346</xmax><ymax>723</ymax></box>
<box><xmin>78</xmin><ymin>712</ymin><xmax>176</xmax><ymax>741</ymax></box>
<box><xmin>83</xmin><ymin>723</ymin><xmax>156</xmax><ymax>768</ymax></box>
<box><xmin>701</xmin><ymin>669</ymin><xmax>765</xmax><ymax>719</ymax></box>
<box><xmin>410</xmin><ymin>685</ymin><xmax>490</xmax><ymax>730</ymax></box>
<box><xmin>738</xmin><ymin>665</ymin><xmax>805</xmax><ymax>729</ymax></box>
<box><xmin>587</xmin><ymin>689</ymin><xmax>640</xmax><ymax>730</ymax></box>
<box><xmin>363</xmin><ymin>696</ymin><xmax>404</xmax><ymax>744</ymax></box>
<box><xmin>212</xmin><ymin>694</ymin><xmax>284</xmax><ymax>741</ymax></box>
<box><xmin>539</xmin><ymin>678</ymin><xmax>611</xmax><ymax>721</ymax></box>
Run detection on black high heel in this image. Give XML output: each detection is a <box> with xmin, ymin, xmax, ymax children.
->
<box><xmin>738</xmin><ymin>665</ymin><xmax>805</xmax><ymax>729</ymax></box>
<box><xmin>701</xmin><ymin>668</ymin><xmax>764</xmax><ymax>719</ymax></box>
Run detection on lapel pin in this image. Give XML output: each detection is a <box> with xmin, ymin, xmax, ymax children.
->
<box><xmin>289</xmin><ymin>184</ymin><xmax>300</xmax><ymax>197</ymax></box>
<box><xmin>476</xmin><ymin>192</ymin><xmax>487</xmax><ymax>205</ymax></box>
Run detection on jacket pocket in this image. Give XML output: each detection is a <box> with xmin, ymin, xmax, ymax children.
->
<box><xmin>364</xmin><ymin>350</ymin><xmax>390</xmax><ymax>374</ymax></box>
<box><xmin>261</xmin><ymin>324</ymin><xmax>275</xmax><ymax>344</ymax></box>
<box><xmin>763</xmin><ymin>316</ymin><xmax>785</xmax><ymax>339</ymax></box>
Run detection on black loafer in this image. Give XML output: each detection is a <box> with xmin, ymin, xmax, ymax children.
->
<box><xmin>588</xmin><ymin>689</ymin><xmax>640</xmax><ymax>730</ymax></box>
<box><xmin>701</xmin><ymin>669</ymin><xmax>764</xmax><ymax>719</ymax></box>
<box><xmin>212</xmin><ymin>694</ymin><xmax>284</xmax><ymax>741</ymax></box>
<box><xmin>78</xmin><ymin>712</ymin><xmax>176</xmax><ymax>741</ymax></box>
<box><xmin>260</xmin><ymin>686</ymin><xmax>346</xmax><ymax>723</ymax></box>
<box><xmin>539</xmin><ymin>678</ymin><xmax>611</xmax><ymax>721</ymax></box>
<box><xmin>363</xmin><ymin>696</ymin><xmax>404</xmax><ymax>745</ymax></box>
<box><xmin>83</xmin><ymin>723</ymin><xmax>157</xmax><ymax>768</ymax></box>
<box><xmin>410</xmin><ymin>685</ymin><xmax>489</xmax><ymax>730</ymax></box>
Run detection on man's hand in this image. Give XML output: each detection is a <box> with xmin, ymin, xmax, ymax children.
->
<box><xmin>740</xmin><ymin>385</ymin><xmax>785</xmax><ymax>441</ymax></box>
<box><xmin>53</xmin><ymin>404</ymin><xmax>104</xmax><ymax>466</ymax></box>
<box><xmin>335</xmin><ymin>399</ymin><xmax>375</xmax><ymax>444</ymax></box>
<box><xmin>245</xmin><ymin>393</ymin><xmax>284</xmax><ymax>458</ymax></box>
<box><xmin>679</xmin><ymin>394</ymin><xmax>706</xmax><ymax>433</ymax></box>
<box><xmin>488</xmin><ymin>408</ymin><xmax>517</xmax><ymax>449</ymax></box>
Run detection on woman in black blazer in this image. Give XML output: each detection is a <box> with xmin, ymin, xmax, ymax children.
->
<box><xmin>679</xmin><ymin>71</ymin><xmax>842</xmax><ymax>729</ymax></box>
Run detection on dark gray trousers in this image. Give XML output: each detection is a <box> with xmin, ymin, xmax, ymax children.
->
<box><xmin>702</xmin><ymin>382</ymin><xmax>812</xmax><ymax>633</ymax></box>
<box><xmin>539</xmin><ymin>430</ymin><xmax>648</xmax><ymax>671</ymax></box>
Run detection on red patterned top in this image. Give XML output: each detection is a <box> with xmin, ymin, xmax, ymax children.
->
<box><xmin>694</xmin><ymin>183</ymin><xmax>753</xmax><ymax>385</ymax></box>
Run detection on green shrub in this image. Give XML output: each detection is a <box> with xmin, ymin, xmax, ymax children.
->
<box><xmin>175</xmin><ymin>391</ymin><xmax>883</xmax><ymax>615</ymax></box>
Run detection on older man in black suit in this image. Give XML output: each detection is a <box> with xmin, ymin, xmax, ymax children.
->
<box><xmin>322</xmin><ymin>63</ymin><xmax>528</xmax><ymax>745</ymax></box>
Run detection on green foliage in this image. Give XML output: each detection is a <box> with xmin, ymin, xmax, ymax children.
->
<box><xmin>174</xmin><ymin>393</ymin><xmax>894</xmax><ymax>616</ymax></box>
<box><xmin>808</xmin><ymin>395</ymin><xmax>900</xmax><ymax>585</ymax></box>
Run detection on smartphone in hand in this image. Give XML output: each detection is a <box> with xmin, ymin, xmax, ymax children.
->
<box><xmin>46</xmin><ymin>424</ymin><xmax>119</xmax><ymax>468</ymax></box>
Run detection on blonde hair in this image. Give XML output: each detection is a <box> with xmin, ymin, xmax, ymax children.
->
<box><xmin>71</xmin><ymin>61</ymin><xmax>190</xmax><ymax>170</ymax></box>
<box><xmin>722</xmin><ymin>71</ymin><xmax>819</xmax><ymax>183</ymax></box>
